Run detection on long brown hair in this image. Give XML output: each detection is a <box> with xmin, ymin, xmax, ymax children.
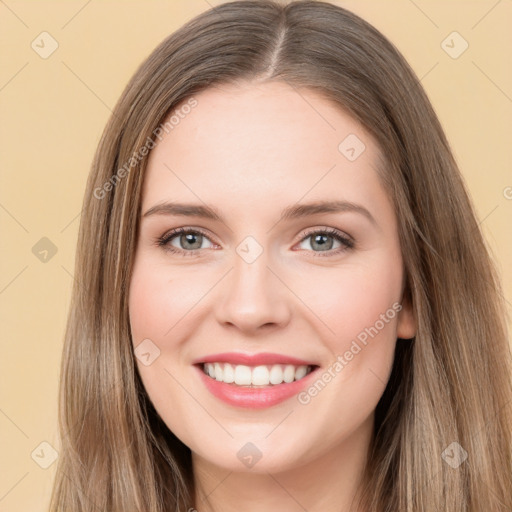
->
<box><xmin>49</xmin><ymin>1</ymin><xmax>512</xmax><ymax>510</ymax></box>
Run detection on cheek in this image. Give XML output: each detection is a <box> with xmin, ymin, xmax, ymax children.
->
<box><xmin>128</xmin><ymin>262</ymin><xmax>203</xmax><ymax>447</ymax></box>
<box><xmin>294</xmin><ymin>255</ymin><xmax>403</xmax><ymax>342</ymax></box>
<box><xmin>128</xmin><ymin>260</ymin><xmax>205</xmax><ymax>345</ymax></box>
<box><xmin>290</xmin><ymin>253</ymin><xmax>403</xmax><ymax>397</ymax></box>
<box><xmin>291</xmin><ymin>260</ymin><xmax>402</xmax><ymax>437</ymax></box>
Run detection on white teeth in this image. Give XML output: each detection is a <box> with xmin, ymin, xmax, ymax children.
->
<box><xmin>269</xmin><ymin>365</ymin><xmax>283</xmax><ymax>385</ymax></box>
<box><xmin>234</xmin><ymin>365</ymin><xmax>252</xmax><ymax>385</ymax></box>
<box><xmin>295</xmin><ymin>365</ymin><xmax>308</xmax><ymax>380</ymax></box>
<box><xmin>214</xmin><ymin>362</ymin><xmax>223</xmax><ymax>381</ymax></box>
<box><xmin>202</xmin><ymin>363</ymin><xmax>313</xmax><ymax>386</ymax></box>
<box><xmin>283</xmin><ymin>364</ymin><xmax>296</xmax><ymax>383</ymax></box>
<box><xmin>223</xmin><ymin>363</ymin><xmax>235</xmax><ymax>383</ymax></box>
<box><xmin>251</xmin><ymin>366</ymin><xmax>270</xmax><ymax>386</ymax></box>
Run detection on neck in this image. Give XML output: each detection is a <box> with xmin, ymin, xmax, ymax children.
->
<box><xmin>191</xmin><ymin>413</ymin><xmax>374</xmax><ymax>512</ymax></box>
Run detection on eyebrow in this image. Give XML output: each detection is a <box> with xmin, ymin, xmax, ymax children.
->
<box><xmin>142</xmin><ymin>200</ymin><xmax>377</xmax><ymax>227</ymax></box>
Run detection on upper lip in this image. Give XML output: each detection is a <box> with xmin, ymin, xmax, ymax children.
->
<box><xmin>192</xmin><ymin>352</ymin><xmax>318</xmax><ymax>367</ymax></box>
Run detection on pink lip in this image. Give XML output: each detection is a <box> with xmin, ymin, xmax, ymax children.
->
<box><xmin>192</xmin><ymin>353</ymin><xmax>320</xmax><ymax>409</ymax></box>
<box><xmin>192</xmin><ymin>352</ymin><xmax>317</xmax><ymax>366</ymax></box>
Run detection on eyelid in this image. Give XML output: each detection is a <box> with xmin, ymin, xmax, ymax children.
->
<box><xmin>296</xmin><ymin>226</ymin><xmax>354</xmax><ymax>246</ymax></box>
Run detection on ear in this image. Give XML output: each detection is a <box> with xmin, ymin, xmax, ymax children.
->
<box><xmin>396</xmin><ymin>290</ymin><xmax>416</xmax><ymax>340</ymax></box>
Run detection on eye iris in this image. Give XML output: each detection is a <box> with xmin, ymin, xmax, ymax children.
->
<box><xmin>181</xmin><ymin>232</ymin><xmax>202</xmax><ymax>250</ymax></box>
<box><xmin>311</xmin><ymin>233</ymin><xmax>333</xmax><ymax>251</ymax></box>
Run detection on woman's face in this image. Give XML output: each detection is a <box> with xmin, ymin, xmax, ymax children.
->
<box><xmin>129</xmin><ymin>80</ymin><xmax>416</xmax><ymax>473</ymax></box>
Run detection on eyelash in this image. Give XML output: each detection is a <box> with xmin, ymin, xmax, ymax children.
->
<box><xmin>154</xmin><ymin>227</ymin><xmax>354</xmax><ymax>258</ymax></box>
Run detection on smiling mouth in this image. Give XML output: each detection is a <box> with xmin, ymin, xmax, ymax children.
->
<box><xmin>199</xmin><ymin>362</ymin><xmax>318</xmax><ymax>387</ymax></box>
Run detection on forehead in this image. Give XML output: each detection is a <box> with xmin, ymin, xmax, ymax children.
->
<box><xmin>142</xmin><ymin>80</ymin><xmax>386</xmax><ymax>218</ymax></box>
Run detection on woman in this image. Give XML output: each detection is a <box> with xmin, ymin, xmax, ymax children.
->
<box><xmin>49</xmin><ymin>1</ymin><xmax>512</xmax><ymax>511</ymax></box>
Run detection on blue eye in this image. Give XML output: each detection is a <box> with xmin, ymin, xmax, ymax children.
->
<box><xmin>296</xmin><ymin>228</ymin><xmax>354</xmax><ymax>256</ymax></box>
<box><xmin>155</xmin><ymin>227</ymin><xmax>354</xmax><ymax>257</ymax></box>
<box><xmin>156</xmin><ymin>228</ymin><xmax>215</xmax><ymax>256</ymax></box>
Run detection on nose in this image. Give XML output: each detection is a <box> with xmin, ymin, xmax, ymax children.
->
<box><xmin>214</xmin><ymin>248</ymin><xmax>291</xmax><ymax>335</ymax></box>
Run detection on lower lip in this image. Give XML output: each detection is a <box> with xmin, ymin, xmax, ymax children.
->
<box><xmin>195</xmin><ymin>365</ymin><xmax>319</xmax><ymax>409</ymax></box>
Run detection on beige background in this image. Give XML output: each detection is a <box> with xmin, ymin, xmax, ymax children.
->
<box><xmin>0</xmin><ymin>1</ymin><xmax>511</xmax><ymax>510</ymax></box>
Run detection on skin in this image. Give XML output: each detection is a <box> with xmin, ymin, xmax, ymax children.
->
<box><xmin>128</xmin><ymin>80</ymin><xmax>416</xmax><ymax>512</ymax></box>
